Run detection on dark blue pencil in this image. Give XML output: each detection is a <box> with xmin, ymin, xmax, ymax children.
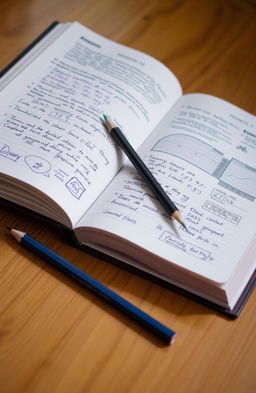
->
<box><xmin>7</xmin><ymin>227</ymin><xmax>176</xmax><ymax>345</ymax></box>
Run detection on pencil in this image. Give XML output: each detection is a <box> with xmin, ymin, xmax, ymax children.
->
<box><xmin>7</xmin><ymin>227</ymin><xmax>176</xmax><ymax>345</ymax></box>
<box><xmin>103</xmin><ymin>115</ymin><xmax>187</xmax><ymax>230</ymax></box>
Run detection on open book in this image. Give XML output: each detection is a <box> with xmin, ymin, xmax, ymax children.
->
<box><xmin>1</xmin><ymin>21</ymin><xmax>255</xmax><ymax>316</ymax></box>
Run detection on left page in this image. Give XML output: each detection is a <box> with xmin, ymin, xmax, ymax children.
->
<box><xmin>0</xmin><ymin>22</ymin><xmax>182</xmax><ymax>226</ymax></box>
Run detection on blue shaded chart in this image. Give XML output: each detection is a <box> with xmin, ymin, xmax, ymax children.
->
<box><xmin>219</xmin><ymin>159</ymin><xmax>256</xmax><ymax>200</ymax></box>
<box><xmin>151</xmin><ymin>134</ymin><xmax>256</xmax><ymax>201</ymax></box>
<box><xmin>151</xmin><ymin>134</ymin><xmax>224</xmax><ymax>175</ymax></box>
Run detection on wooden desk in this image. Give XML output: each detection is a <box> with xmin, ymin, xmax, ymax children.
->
<box><xmin>1</xmin><ymin>1</ymin><xmax>256</xmax><ymax>392</ymax></box>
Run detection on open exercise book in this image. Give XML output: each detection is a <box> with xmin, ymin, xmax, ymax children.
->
<box><xmin>1</xmin><ymin>22</ymin><xmax>255</xmax><ymax>316</ymax></box>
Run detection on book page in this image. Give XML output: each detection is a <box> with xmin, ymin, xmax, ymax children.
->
<box><xmin>78</xmin><ymin>93</ymin><xmax>256</xmax><ymax>283</ymax></box>
<box><xmin>0</xmin><ymin>22</ymin><xmax>182</xmax><ymax>226</ymax></box>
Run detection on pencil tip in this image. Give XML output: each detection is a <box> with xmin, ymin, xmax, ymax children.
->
<box><xmin>103</xmin><ymin>114</ymin><xmax>110</xmax><ymax>120</ymax></box>
<box><xmin>6</xmin><ymin>226</ymin><xmax>12</xmax><ymax>232</ymax></box>
<box><xmin>172</xmin><ymin>211</ymin><xmax>188</xmax><ymax>231</ymax></box>
<box><xmin>181</xmin><ymin>222</ymin><xmax>188</xmax><ymax>232</ymax></box>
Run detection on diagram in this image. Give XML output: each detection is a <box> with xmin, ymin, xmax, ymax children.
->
<box><xmin>151</xmin><ymin>134</ymin><xmax>255</xmax><ymax>201</ymax></box>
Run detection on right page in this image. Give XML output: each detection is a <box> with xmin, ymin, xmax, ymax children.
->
<box><xmin>78</xmin><ymin>94</ymin><xmax>256</xmax><ymax>284</ymax></box>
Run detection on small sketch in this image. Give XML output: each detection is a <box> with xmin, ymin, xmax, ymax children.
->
<box><xmin>211</xmin><ymin>189</ymin><xmax>230</xmax><ymax>204</ymax></box>
<box><xmin>0</xmin><ymin>143</ymin><xmax>21</xmax><ymax>162</ymax></box>
<box><xmin>65</xmin><ymin>177</ymin><xmax>85</xmax><ymax>199</ymax></box>
<box><xmin>236</xmin><ymin>145</ymin><xmax>247</xmax><ymax>153</ymax></box>
<box><xmin>24</xmin><ymin>155</ymin><xmax>51</xmax><ymax>174</ymax></box>
<box><xmin>49</xmin><ymin>109</ymin><xmax>72</xmax><ymax>123</ymax></box>
<box><xmin>203</xmin><ymin>201</ymin><xmax>241</xmax><ymax>224</ymax></box>
<box><xmin>159</xmin><ymin>230</ymin><xmax>211</xmax><ymax>261</ymax></box>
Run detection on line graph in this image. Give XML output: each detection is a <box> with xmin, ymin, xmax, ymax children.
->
<box><xmin>219</xmin><ymin>159</ymin><xmax>256</xmax><ymax>200</ymax></box>
<box><xmin>151</xmin><ymin>134</ymin><xmax>224</xmax><ymax>175</ymax></box>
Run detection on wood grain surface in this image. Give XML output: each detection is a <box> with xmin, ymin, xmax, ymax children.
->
<box><xmin>0</xmin><ymin>1</ymin><xmax>256</xmax><ymax>392</ymax></box>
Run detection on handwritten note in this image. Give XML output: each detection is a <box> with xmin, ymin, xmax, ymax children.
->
<box><xmin>0</xmin><ymin>22</ymin><xmax>181</xmax><ymax>225</ymax></box>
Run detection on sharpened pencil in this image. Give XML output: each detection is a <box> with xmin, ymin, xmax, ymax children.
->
<box><xmin>103</xmin><ymin>114</ymin><xmax>187</xmax><ymax>230</ymax></box>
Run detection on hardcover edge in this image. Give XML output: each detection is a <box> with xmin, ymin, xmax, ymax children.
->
<box><xmin>1</xmin><ymin>197</ymin><xmax>255</xmax><ymax>318</ymax></box>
